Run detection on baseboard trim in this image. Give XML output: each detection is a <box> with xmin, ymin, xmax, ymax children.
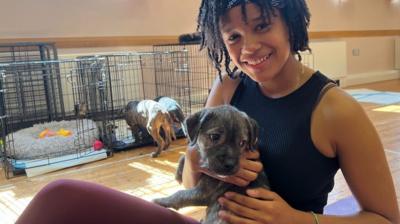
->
<box><xmin>341</xmin><ymin>70</ymin><xmax>400</xmax><ymax>87</ymax></box>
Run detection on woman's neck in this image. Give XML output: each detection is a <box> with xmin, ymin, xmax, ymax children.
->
<box><xmin>258</xmin><ymin>55</ymin><xmax>313</xmax><ymax>99</ymax></box>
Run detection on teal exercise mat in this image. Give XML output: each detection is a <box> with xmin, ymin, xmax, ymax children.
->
<box><xmin>345</xmin><ymin>89</ymin><xmax>400</xmax><ymax>105</ymax></box>
<box><xmin>324</xmin><ymin>195</ymin><xmax>360</xmax><ymax>215</ymax></box>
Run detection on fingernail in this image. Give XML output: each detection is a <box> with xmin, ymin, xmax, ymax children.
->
<box><xmin>225</xmin><ymin>192</ymin><xmax>233</xmax><ymax>197</ymax></box>
<box><xmin>247</xmin><ymin>189</ymin><xmax>256</xmax><ymax>194</ymax></box>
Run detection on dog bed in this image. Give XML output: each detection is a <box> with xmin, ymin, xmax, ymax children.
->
<box><xmin>8</xmin><ymin>119</ymin><xmax>99</xmax><ymax>160</ymax></box>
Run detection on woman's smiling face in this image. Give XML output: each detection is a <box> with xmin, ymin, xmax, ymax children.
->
<box><xmin>219</xmin><ymin>3</ymin><xmax>292</xmax><ymax>83</ymax></box>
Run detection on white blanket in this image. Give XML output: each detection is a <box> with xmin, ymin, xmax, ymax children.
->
<box><xmin>9</xmin><ymin>119</ymin><xmax>99</xmax><ymax>160</ymax></box>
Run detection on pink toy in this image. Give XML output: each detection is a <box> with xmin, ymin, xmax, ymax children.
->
<box><xmin>93</xmin><ymin>140</ymin><xmax>104</xmax><ymax>151</ymax></box>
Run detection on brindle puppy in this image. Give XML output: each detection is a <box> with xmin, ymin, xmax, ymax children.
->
<box><xmin>153</xmin><ymin>105</ymin><xmax>270</xmax><ymax>224</ymax></box>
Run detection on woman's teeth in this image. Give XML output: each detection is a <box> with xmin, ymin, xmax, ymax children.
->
<box><xmin>245</xmin><ymin>53</ymin><xmax>271</xmax><ymax>65</ymax></box>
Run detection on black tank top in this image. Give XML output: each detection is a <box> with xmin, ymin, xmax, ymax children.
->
<box><xmin>230</xmin><ymin>71</ymin><xmax>339</xmax><ymax>213</ymax></box>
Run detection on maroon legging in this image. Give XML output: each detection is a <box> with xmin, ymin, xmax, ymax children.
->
<box><xmin>16</xmin><ymin>179</ymin><xmax>200</xmax><ymax>224</ymax></box>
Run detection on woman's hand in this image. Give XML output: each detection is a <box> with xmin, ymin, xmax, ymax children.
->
<box><xmin>199</xmin><ymin>150</ymin><xmax>264</xmax><ymax>187</ymax></box>
<box><xmin>218</xmin><ymin>188</ymin><xmax>301</xmax><ymax>224</ymax></box>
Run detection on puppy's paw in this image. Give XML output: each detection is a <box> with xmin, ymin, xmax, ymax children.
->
<box><xmin>152</xmin><ymin>198</ymin><xmax>177</xmax><ymax>209</ymax></box>
<box><xmin>151</xmin><ymin>151</ymin><xmax>160</xmax><ymax>158</ymax></box>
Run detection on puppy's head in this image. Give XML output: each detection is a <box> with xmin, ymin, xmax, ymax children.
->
<box><xmin>185</xmin><ymin>105</ymin><xmax>258</xmax><ymax>176</ymax></box>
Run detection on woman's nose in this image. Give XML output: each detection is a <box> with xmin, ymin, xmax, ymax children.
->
<box><xmin>241</xmin><ymin>35</ymin><xmax>261</xmax><ymax>54</ymax></box>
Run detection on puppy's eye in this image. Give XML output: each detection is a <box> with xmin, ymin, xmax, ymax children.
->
<box><xmin>239</xmin><ymin>140</ymin><xmax>247</xmax><ymax>148</ymax></box>
<box><xmin>209</xmin><ymin>134</ymin><xmax>221</xmax><ymax>142</ymax></box>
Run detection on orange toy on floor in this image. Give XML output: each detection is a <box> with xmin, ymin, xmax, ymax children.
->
<box><xmin>39</xmin><ymin>128</ymin><xmax>72</xmax><ymax>139</ymax></box>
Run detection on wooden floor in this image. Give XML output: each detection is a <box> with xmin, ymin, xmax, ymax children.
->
<box><xmin>0</xmin><ymin>79</ymin><xmax>399</xmax><ymax>223</ymax></box>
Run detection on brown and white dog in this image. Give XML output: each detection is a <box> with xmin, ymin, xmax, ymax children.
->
<box><xmin>154</xmin><ymin>96</ymin><xmax>187</xmax><ymax>137</ymax></box>
<box><xmin>125</xmin><ymin>99</ymin><xmax>175</xmax><ymax>157</ymax></box>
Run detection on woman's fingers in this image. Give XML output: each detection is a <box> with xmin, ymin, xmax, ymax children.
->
<box><xmin>244</xmin><ymin>149</ymin><xmax>260</xmax><ymax>160</ymax></box>
<box><xmin>246</xmin><ymin>188</ymin><xmax>277</xmax><ymax>200</ymax></box>
<box><xmin>218</xmin><ymin>195</ymin><xmax>259</xmax><ymax>220</ymax></box>
<box><xmin>218</xmin><ymin>210</ymin><xmax>259</xmax><ymax>224</ymax></box>
<box><xmin>234</xmin><ymin>164</ymin><xmax>259</xmax><ymax>183</ymax></box>
<box><xmin>241</xmin><ymin>158</ymin><xmax>263</xmax><ymax>173</ymax></box>
<box><xmin>218</xmin><ymin>190</ymin><xmax>275</xmax><ymax>224</ymax></box>
<box><xmin>199</xmin><ymin>149</ymin><xmax>263</xmax><ymax>187</ymax></box>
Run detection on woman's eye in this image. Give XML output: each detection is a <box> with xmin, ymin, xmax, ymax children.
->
<box><xmin>255</xmin><ymin>23</ymin><xmax>270</xmax><ymax>32</ymax></box>
<box><xmin>239</xmin><ymin>140</ymin><xmax>247</xmax><ymax>147</ymax></box>
<box><xmin>209</xmin><ymin>134</ymin><xmax>221</xmax><ymax>142</ymax></box>
<box><xmin>227</xmin><ymin>34</ymin><xmax>240</xmax><ymax>43</ymax></box>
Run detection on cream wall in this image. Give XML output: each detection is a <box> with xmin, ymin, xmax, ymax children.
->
<box><xmin>345</xmin><ymin>37</ymin><xmax>396</xmax><ymax>74</ymax></box>
<box><xmin>1</xmin><ymin>0</ymin><xmax>398</xmax><ymax>37</ymax></box>
<box><xmin>307</xmin><ymin>0</ymin><xmax>400</xmax><ymax>83</ymax></box>
<box><xmin>307</xmin><ymin>0</ymin><xmax>400</xmax><ymax>31</ymax></box>
<box><xmin>1</xmin><ymin>0</ymin><xmax>400</xmax><ymax>83</ymax></box>
<box><xmin>0</xmin><ymin>0</ymin><xmax>200</xmax><ymax>37</ymax></box>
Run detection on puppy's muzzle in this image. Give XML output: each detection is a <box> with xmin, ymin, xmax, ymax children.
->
<box><xmin>208</xmin><ymin>148</ymin><xmax>240</xmax><ymax>176</ymax></box>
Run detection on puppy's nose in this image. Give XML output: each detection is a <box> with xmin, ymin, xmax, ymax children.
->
<box><xmin>217</xmin><ymin>155</ymin><xmax>236</xmax><ymax>171</ymax></box>
<box><xmin>223</xmin><ymin>160</ymin><xmax>236</xmax><ymax>171</ymax></box>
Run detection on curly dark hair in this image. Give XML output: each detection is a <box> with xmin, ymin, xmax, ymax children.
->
<box><xmin>197</xmin><ymin>0</ymin><xmax>311</xmax><ymax>79</ymax></box>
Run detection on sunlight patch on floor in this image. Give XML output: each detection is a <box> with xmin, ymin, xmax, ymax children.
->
<box><xmin>128</xmin><ymin>162</ymin><xmax>175</xmax><ymax>178</ymax></box>
<box><xmin>152</xmin><ymin>159</ymin><xmax>179</xmax><ymax>168</ymax></box>
<box><xmin>0</xmin><ymin>191</ymin><xmax>33</xmax><ymax>224</ymax></box>
<box><xmin>126</xmin><ymin>161</ymin><xmax>180</xmax><ymax>200</ymax></box>
<box><xmin>373</xmin><ymin>105</ymin><xmax>400</xmax><ymax>113</ymax></box>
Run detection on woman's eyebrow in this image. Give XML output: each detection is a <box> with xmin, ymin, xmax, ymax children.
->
<box><xmin>219</xmin><ymin>15</ymin><xmax>268</xmax><ymax>33</ymax></box>
<box><xmin>219</xmin><ymin>16</ymin><xmax>233</xmax><ymax>33</ymax></box>
<box><xmin>241</xmin><ymin>14</ymin><xmax>268</xmax><ymax>25</ymax></box>
<box><xmin>249</xmin><ymin>15</ymin><xmax>267</xmax><ymax>23</ymax></box>
<box><xmin>220</xmin><ymin>21</ymin><xmax>234</xmax><ymax>33</ymax></box>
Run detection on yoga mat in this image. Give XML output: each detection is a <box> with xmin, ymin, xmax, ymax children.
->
<box><xmin>346</xmin><ymin>89</ymin><xmax>400</xmax><ymax>105</ymax></box>
<box><xmin>324</xmin><ymin>196</ymin><xmax>360</xmax><ymax>215</ymax></box>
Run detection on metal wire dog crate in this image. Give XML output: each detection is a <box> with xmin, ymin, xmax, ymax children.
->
<box><xmin>0</xmin><ymin>49</ymin><xmax>216</xmax><ymax>177</ymax></box>
<box><xmin>0</xmin><ymin>42</ymin><xmax>58</xmax><ymax>64</ymax></box>
<box><xmin>0</xmin><ymin>58</ymin><xmax>110</xmax><ymax>178</ymax></box>
<box><xmin>153</xmin><ymin>43</ymin><xmax>217</xmax><ymax>113</ymax></box>
<box><xmin>75</xmin><ymin>50</ymin><xmax>215</xmax><ymax>151</ymax></box>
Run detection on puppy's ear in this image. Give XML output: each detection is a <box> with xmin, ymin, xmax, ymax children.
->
<box><xmin>184</xmin><ymin>109</ymin><xmax>212</xmax><ymax>146</ymax></box>
<box><xmin>246</xmin><ymin>116</ymin><xmax>259</xmax><ymax>150</ymax></box>
<box><xmin>184</xmin><ymin>111</ymin><xmax>200</xmax><ymax>145</ymax></box>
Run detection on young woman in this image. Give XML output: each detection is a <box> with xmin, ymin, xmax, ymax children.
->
<box><xmin>16</xmin><ymin>1</ymin><xmax>399</xmax><ymax>224</ymax></box>
<box><xmin>182</xmin><ymin>0</ymin><xmax>399</xmax><ymax>223</ymax></box>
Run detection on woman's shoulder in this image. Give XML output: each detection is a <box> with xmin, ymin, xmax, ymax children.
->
<box><xmin>318</xmin><ymin>85</ymin><xmax>365</xmax><ymax>119</ymax></box>
<box><xmin>312</xmin><ymin>84</ymin><xmax>372</xmax><ymax>157</ymax></box>
<box><xmin>205</xmin><ymin>72</ymin><xmax>242</xmax><ymax>107</ymax></box>
<box><xmin>315</xmin><ymin>84</ymin><xmax>370</xmax><ymax>136</ymax></box>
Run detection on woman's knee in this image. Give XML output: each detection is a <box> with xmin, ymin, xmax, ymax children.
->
<box><xmin>36</xmin><ymin>179</ymin><xmax>84</xmax><ymax>199</ymax></box>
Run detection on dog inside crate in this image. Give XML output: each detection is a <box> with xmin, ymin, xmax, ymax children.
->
<box><xmin>78</xmin><ymin>52</ymin><xmax>198</xmax><ymax>152</ymax></box>
<box><xmin>90</xmin><ymin>51</ymin><xmax>213</xmax><ymax>154</ymax></box>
